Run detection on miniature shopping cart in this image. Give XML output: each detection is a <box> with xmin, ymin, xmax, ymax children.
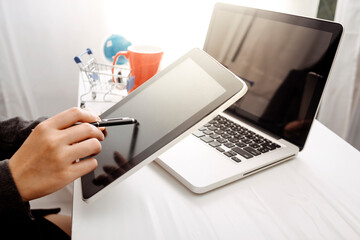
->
<box><xmin>74</xmin><ymin>48</ymin><xmax>133</xmax><ymax>108</ymax></box>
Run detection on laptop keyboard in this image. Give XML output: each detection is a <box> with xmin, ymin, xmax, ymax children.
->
<box><xmin>192</xmin><ymin>115</ymin><xmax>281</xmax><ymax>163</ymax></box>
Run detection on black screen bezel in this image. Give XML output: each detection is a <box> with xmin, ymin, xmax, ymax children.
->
<box><xmin>203</xmin><ymin>3</ymin><xmax>343</xmax><ymax>150</ymax></box>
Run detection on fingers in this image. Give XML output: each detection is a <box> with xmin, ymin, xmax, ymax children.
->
<box><xmin>67</xmin><ymin>138</ymin><xmax>102</xmax><ymax>162</ymax></box>
<box><xmin>64</xmin><ymin>123</ymin><xmax>105</xmax><ymax>144</ymax></box>
<box><xmin>70</xmin><ymin>157</ymin><xmax>98</xmax><ymax>179</ymax></box>
<box><xmin>47</xmin><ymin>107</ymin><xmax>101</xmax><ymax>130</ymax></box>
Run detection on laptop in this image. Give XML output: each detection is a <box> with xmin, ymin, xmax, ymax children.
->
<box><xmin>156</xmin><ymin>3</ymin><xmax>343</xmax><ymax>193</ymax></box>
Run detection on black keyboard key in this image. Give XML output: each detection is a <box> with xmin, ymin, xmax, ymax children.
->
<box><xmin>214</xmin><ymin>129</ymin><xmax>224</xmax><ymax>134</ymax></box>
<box><xmin>203</xmin><ymin>130</ymin><xmax>213</xmax><ymax>135</ymax></box>
<box><xmin>231</xmin><ymin>156</ymin><xmax>241</xmax><ymax>163</ymax></box>
<box><xmin>261</xmin><ymin>143</ymin><xmax>276</xmax><ymax>150</ymax></box>
<box><xmin>229</xmin><ymin>138</ymin><xmax>239</xmax><ymax>143</ymax></box>
<box><xmin>224</xmin><ymin>151</ymin><xmax>236</xmax><ymax>157</ymax></box>
<box><xmin>217</xmin><ymin>138</ymin><xmax>228</xmax><ymax>143</ymax></box>
<box><xmin>210</xmin><ymin>134</ymin><xmax>220</xmax><ymax>139</ymax></box>
<box><xmin>209</xmin><ymin>141</ymin><xmax>221</xmax><ymax>148</ymax></box>
<box><xmin>192</xmin><ymin>130</ymin><xmax>205</xmax><ymax>138</ymax></box>
<box><xmin>198</xmin><ymin>127</ymin><xmax>207</xmax><ymax>131</ymax></box>
<box><xmin>243</xmin><ymin>146</ymin><xmax>261</xmax><ymax>156</ymax></box>
<box><xmin>258</xmin><ymin>148</ymin><xmax>269</xmax><ymax>153</ymax></box>
<box><xmin>232</xmin><ymin>147</ymin><xmax>253</xmax><ymax>159</ymax></box>
<box><xmin>253</xmin><ymin>138</ymin><xmax>264</xmax><ymax>144</ymax></box>
<box><xmin>216</xmin><ymin>146</ymin><xmax>225</xmax><ymax>152</ymax></box>
<box><xmin>250</xmin><ymin>143</ymin><xmax>261</xmax><ymax>149</ymax></box>
<box><xmin>235</xmin><ymin>135</ymin><xmax>246</xmax><ymax>140</ymax></box>
<box><xmin>221</xmin><ymin>133</ymin><xmax>231</xmax><ymax>139</ymax></box>
<box><xmin>236</xmin><ymin>142</ymin><xmax>246</xmax><ymax>148</ymax></box>
<box><xmin>224</xmin><ymin>142</ymin><xmax>235</xmax><ymax>148</ymax></box>
<box><xmin>241</xmin><ymin>139</ymin><xmax>252</xmax><ymax>144</ymax></box>
<box><xmin>200</xmin><ymin>136</ymin><xmax>214</xmax><ymax>143</ymax></box>
<box><xmin>208</xmin><ymin>126</ymin><xmax>218</xmax><ymax>131</ymax></box>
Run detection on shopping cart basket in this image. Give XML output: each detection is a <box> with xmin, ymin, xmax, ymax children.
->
<box><xmin>74</xmin><ymin>48</ymin><xmax>132</xmax><ymax>108</ymax></box>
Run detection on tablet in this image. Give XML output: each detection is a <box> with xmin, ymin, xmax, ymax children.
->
<box><xmin>81</xmin><ymin>48</ymin><xmax>248</xmax><ymax>202</ymax></box>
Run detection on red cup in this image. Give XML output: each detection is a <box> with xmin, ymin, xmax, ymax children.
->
<box><xmin>113</xmin><ymin>45</ymin><xmax>163</xmax><ymax>93</ymax></box>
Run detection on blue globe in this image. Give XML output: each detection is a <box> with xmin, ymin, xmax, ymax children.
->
<box><xmin>103</xmin><ymin>34</ymin><xmax>131</xmax><ymax>65</ymax></box>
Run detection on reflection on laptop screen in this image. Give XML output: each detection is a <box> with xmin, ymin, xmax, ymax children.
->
<box><xmin>204</xmin><ymin>6</ymin><xmax>342</xmax><ymax>149</ymax></box>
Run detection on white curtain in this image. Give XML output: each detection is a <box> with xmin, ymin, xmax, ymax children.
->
<box><xmin>0</xmin><ymin>1</ymin><xmax>38</xmax><ymax>120</ymax></box>
<box><xmin>0</xmin><ymin>0</ymin><xmax>110</xmax><ymax>215</ymax></box>
<box><xmin>0</xmin><ymin>0</ymin><xmax>109</xmax><ymax>120</ymax></box>
<box><xmin>317</xmin><ymin>0</ymin><xmax>360</xmax><ymax>151</ymax></box>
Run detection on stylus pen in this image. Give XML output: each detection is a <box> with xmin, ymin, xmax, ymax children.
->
<box><xmin>75</xmin><ymin>117</ymin><xmax>138</xmax><ymax>127</ymax></box>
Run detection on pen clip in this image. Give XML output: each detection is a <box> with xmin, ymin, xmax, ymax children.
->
<box><xmin>101</xmin><ymin>118</ymin><xmax>128</xmax><ymax>122</ymax></box>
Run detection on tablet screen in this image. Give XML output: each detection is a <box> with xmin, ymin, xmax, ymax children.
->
<box><xmin>81</xmin><ymin>49</ymin><xmax>245</xmax><ymax>200</ymax></box>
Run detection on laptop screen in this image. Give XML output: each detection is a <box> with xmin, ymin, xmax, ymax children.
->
<box><xmin>203</xmin><ymin>3</ymin><xmax>342</xmax><ymax>150</ymax></box>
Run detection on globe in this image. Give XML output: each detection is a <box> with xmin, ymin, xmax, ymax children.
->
<box><xmin>103</xmin><ymin>34</ymin><xmax>131</xmax><ymax>65</ymax></box>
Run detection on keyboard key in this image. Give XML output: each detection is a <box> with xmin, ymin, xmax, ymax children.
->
<box><xmin>224</xmin><ymin>151</ymin><xmax>236</xmax><ymax>157</ymax></box>
<box><xmin>208</xmin><ymin>126</ymin><xmax>218</xmax><ymax>131</ymax></box>
<box><xmin>243</xmin><ymin>146</ymin><xmax>261</xmax><ymax>156</ymax></box>
<box><xmin>192</xmin><ymin>130</ymin><xmax>205</xmax><ymax>138</ymax></box>
<box><xmin>250</xmin><ymin>143</ymin><xmax>261</xmax><ymax>149</ymax></box>
<box><xmin>203</xmin><ymin>130</ymin><xmax>213</xmax><ymax>135</ymax></box>
<box><xmin>200</xmin><ymin>136</ymin><xmax>214</xmax><ymax>143</ymax></box>
<box><xmin>261</xmin><ymin>143</ymin><xmax>276</xmax><ymax>150</ymax></box>
<box><xmin>224</xmin><ymin>142</ymin><xmax>235</xmax><ymax>148</ymax></box>
<box><xmin>214</xmin><ymin>129</ymin><xmax>224</xmax><ymax>134</ymax></box>
<box><xmin>217</xmin><ymin>138</ymin><xmax>228</xmax><ymax>143</ymax></box>
<box><xmin>236</xmin><ymin>142</ymin><xmax>246</xmax><ymax>148</ymax></box>
<box><xmin>221</xmin><ymin>133</ymin><xmax>231</xmax><ymax>139</ymax></box>
<box><xmin>232</xmin><ymin>147</ymin><xmax>253</xmax><ymax>159</ymax></box>
<box><xmin>209</xmin><ymin>141</ymin><xmax>221</xmax><ymax>147</ymax></box>
<box><xmin>231</xmin><ymin>156</ymin><xmax>241</xmax><ymax>163</ymax></box>
<box><xmin>258</xmin><ymin>148</ymin><xmax>269</xmax><ymax>153</ymax></box>
<box><xmin>216</xmin><ymin>146</ymin><xmax>225</xmax><ymax>152</ymax></box>
<box><xmin>241</xmin><ymin>139</ymin><xmax>252</xmax><ymax>144</ymax></box>
<box><xmin>253</xmin><ymin>138</ymin><xmax>264</xmax><ymax>144</ymax></box>
<box><xmin>210</xmin><ymin>134</ymin><xmax>220</xmax><ymax>139</ymax></box>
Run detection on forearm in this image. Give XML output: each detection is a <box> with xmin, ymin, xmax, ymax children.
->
<box><xmin>0</xmin><ymin>160</ymin><xmax>33</xmax><ymax>225</ymax></box>
<box><xmin>0</xmin><ymin>117</ymin><xmax>47</xmax><ymax>160</ymax></box>
<box><xmin>0</xmin><ymin>160</ymin><xmax>63</xmax><ymax>238</ymax></box>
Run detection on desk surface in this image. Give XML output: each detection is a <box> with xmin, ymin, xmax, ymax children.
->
<box><xmin>72</xmin><ymin>118</ymin><xmax>360</xmax><ymax>239</ymax></box>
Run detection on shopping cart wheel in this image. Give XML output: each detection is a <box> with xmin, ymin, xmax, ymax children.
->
<box><xmin>92</xmin><ymin>92</ymin><xmax>96</xmax><ymax>100</ymax></box>
<box><xmin>80</xmin><ymin>102</ymin><xmax>85</xmax><ymax>108</ymax></box>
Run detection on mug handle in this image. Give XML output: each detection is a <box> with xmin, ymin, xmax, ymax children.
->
<box><xmin>112</xmin><ymin>51</ymin><xmax>129</xmax><ymax>83</ymax></box>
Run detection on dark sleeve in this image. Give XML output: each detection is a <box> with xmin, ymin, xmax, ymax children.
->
<box><xmin>0</xmin><ymin>160</ymin><xmax>69</xmax><ymax>239</ymax></box>
<box><xmin>0</xmin><ymin>117</ymin><xmax>47</xmax><ymax>160</ymax></box>
<box><xmin>0</xmin><ymin>160</ymin><xmax>34</xmax><ymax>231</ymax></box>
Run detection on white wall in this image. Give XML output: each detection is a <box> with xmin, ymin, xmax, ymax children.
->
<box><xmin>0</xmin><ymin>0</ymin><xmax>319</xmax><ymax>119</ymax></box>
<box><xmin>103</xmin><ymin>0</ymin><xmax>320</xmax><ymax>64</ymax></box>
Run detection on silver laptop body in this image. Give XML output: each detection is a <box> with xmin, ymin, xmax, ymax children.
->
<box><xmin>156</xmin><ymin>3</ymin><xmax>343</xmax><ymax>193</ymax></box>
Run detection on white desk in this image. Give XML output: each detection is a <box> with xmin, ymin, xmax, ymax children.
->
<box><xmin>72</xmin><ymin>116</ymin><xmax>360</xmax><ymax>239</ymax></box>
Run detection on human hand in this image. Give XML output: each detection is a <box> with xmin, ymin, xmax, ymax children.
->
<box><xmin>9</xmin><ymin>107</ymin><xmax>105</xmax><ymax>202</ymax></box>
